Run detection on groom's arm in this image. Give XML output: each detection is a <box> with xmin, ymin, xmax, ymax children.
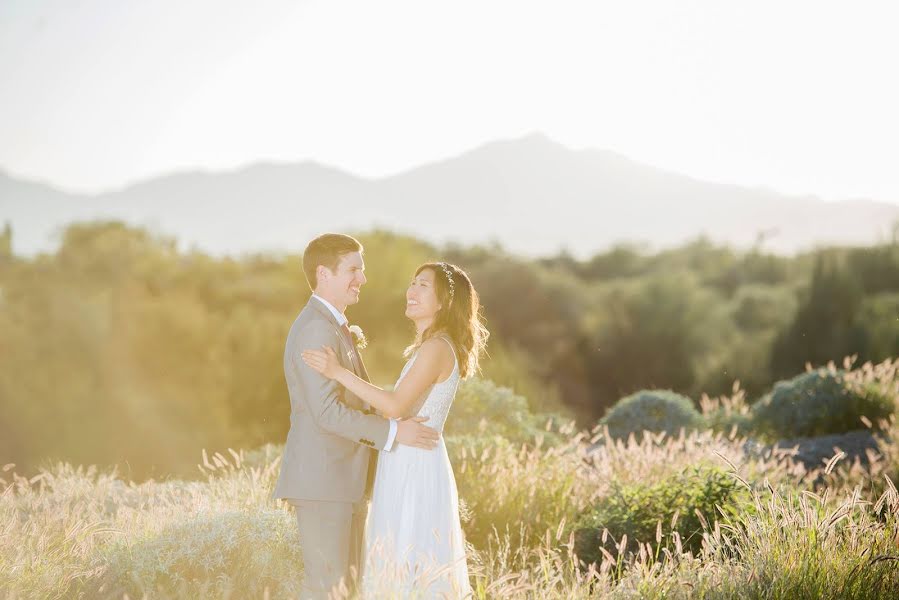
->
<box><xmin>292</xmin><ymin>320</ymin><xmax>390</xmax><ymax>450</ymax></box>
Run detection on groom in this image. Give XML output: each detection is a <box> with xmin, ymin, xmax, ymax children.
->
<box><xmin>273</xmin><ymin>233</ymin><xmax>440</xmax><ymax>600</ymax></box>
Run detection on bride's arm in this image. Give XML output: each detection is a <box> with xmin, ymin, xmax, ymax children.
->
<box><xmin>302</xmin><ymin>339</ymin><xmax>451</xmax><ymax>419</ymax></box>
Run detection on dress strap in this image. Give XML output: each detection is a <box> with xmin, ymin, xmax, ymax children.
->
<box><xmin>433</xmin><ymin>335</ymin><xmax>458</xmax><ymax>378</ymax></box>
<box><xmin>434</xmin><ymin>334</ymin><xmax>456</xmax><ymax>356</ymax></box>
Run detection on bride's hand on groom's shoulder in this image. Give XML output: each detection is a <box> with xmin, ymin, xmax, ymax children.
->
<box><xmin>301</xmin><ymin>346</ymin><xmax>342</xmax><ymax>379</ymax></box>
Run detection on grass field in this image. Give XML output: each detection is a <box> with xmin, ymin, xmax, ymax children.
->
<box><xmin>3</xmin><ymin>361</ymin><xmax>899</xmax><ymax>598</ymax></box>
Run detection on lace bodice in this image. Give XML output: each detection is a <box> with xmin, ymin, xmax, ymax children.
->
<box><xmin>394</xmin><ymin>337</ymin><xmax>460</xmax><ymax>433</ymax></box>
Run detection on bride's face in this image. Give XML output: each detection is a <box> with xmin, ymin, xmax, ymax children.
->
<box><xmin>405</xmin><ymin>268</ymin><xmax>441</xmax><ymax>321</ymax></box>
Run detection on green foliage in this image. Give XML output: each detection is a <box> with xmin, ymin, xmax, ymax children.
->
<box><xmin>448</xmin><ymin>251</ymin><xmax>597</xmax><ymax>416</ymax></box>
<box><xmin>846</xmin><ymin>240</ymin><xmax>899</xmax><ymax>295</ymax></box>
<box><xmin>587</xmin><ymin>274</ymin><xmax>732</xmax><ymax>419</ymax></box>
<box><xmin>704</xmin><ymin>406</ymin><xmax>753</xmax><ymax>437</ymax></box>
<box><xmin>447</xmin><ymin>377</ymin><xmax>559</xmax><ymax>442</ymax></box>
<box><xmin>692</xmin><ymin>284</ymin><xmax>794</xmax><ymax>399</ymax></box>
<box><xmin>751</xmin><ymin>368</ymin><xmax>895</xmax><ymax>439</ymax></box>
<box><xmin>700</xmin><ymin>385</ymin><xmax>754</xmax><ymax>437</ymax></box>
<box><xmin>737</xmin><ymin>248</ymin><xmax>793</xmax><ymax>286</ymax></box>
<box><xmin>600</xmin><ymin>390</ymin><xmax>705</xmax><ymax>440</ymax></box>
<box><xmin>730</xmin><ymin>284</ymin><xmax>797</xmax><ymax>331</ymax></box>
<box><xmin>0</xmin><ymin>222</ymin><xmax>299</xmax><ymax>478</ymax></box>
<box><xmin>656</xmin><ymin>237</ymin><xmax>742</xmax><ymax>296</ymax></box>
<box><xmin>574</xmin><ymin>465</ymin><xmax>748</xmax><ymax>563</ymax></box>
<box><xmin>857</xmin><ymin>292</ymin><xmax>899</xmax><ymax>360</ymax></box>
<box><xmin>584</xmin><ymin>243</ymin><xmax>650</xmax><ymax>279</ymax></box>
<box><xmin>770</xmin><ymin>251</ymin><xmax>867</xmax><ymax>379</ymax></box>
<box><xmin>695</xmin><ymin>331</ymin><xmax>778</xmax><ymax>401</ymax></box>
<box><xmin>478</xmin><ymin>338</ymin><xmax>569</xmax><ymax>416</ymax></box>
<box><xmin>0</xmin><ymin>224</ymin><xmax>542</xmax><ymax>478</ymax></box>
<box><xmin>4</xmin><ymin>221</ymin><xmax>899</xmax><ymax>478</ymax></box>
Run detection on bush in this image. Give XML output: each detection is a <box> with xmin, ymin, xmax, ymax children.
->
<box><xmin>573</xmin><ymin>465</ymin><xmax>747</xmax><ymax>564</ymax></box>
<box><xmin>700</xmin><ymin>383</ymin><xmax>754</xmax><ymax>437</ymax></box>
<box><xmin>751</xmin><ymin>368</ymin><xmax>895</xmax><ymax>439</ymax></box>
<box><xmin>599</xmin><ymin>390</ymin><xmax>705</xmax><ymax>440</ymax></box>
<box><xmin>447</xmin><ymin>377</ymin><xmax>560</xmax><ymax>443</ymax></box>
<box><xmin>703</xmin><ymin>406</ymin><xmax>753</xmax><ymax>437</ymax></box>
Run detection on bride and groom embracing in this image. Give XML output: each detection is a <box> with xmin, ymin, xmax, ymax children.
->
<box><xmin>272</xmin><ymin>233</ymin><xmax>488</xmax><ymax>599</ymax></box>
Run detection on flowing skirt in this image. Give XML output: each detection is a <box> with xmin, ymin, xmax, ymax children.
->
<box><xmin>362</xmin><ymin>438</ymin><xmax>470</xmax><ymax>599</ymax></box>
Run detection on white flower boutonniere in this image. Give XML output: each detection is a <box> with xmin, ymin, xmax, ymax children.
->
<box><xmin>347</xmin><ymin>324</ymin><xmax>367</xmax><ymax>350</ymax></box>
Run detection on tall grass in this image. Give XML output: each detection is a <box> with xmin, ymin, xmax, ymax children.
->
<box><xmin>3</xmin><ymin>360</ymin><xmax>899</xmax><ymax>598</ymax></box>
<box><xmin>1</xmin><ymin>446</ymin><xmax>302</xmax><ymax>599</ymax></box>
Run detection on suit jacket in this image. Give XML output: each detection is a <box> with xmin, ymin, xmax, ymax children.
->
<box><xmin>272</xmin><ymin>296</ymin><xmax>390</xmax><ymax>502</ymax></box>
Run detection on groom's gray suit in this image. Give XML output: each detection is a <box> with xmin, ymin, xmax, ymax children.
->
<box><xmin>273</xmin><ymin>295</ymin><xmax>390</xmax><ymax>599</ymax></box>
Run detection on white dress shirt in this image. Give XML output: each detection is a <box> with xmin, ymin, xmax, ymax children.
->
<box><xmin>311</xmin><ymin>294</ymin><xmax>397</xmax><ymax>451</ymax></box>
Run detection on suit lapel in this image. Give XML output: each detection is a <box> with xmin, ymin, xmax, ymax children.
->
<box><xmin>336</xmin><ymin>326</ymin><xmax>361</xmax><ymax>373</ymax></box>
<box><xmin>339</xmin><ymin>327</ymin><xmax>371</xmax><ymax>383</ymax></box>
<box><xmin>356</xmin><ymin>349</ymin><xmax>371</xmax><ymax>383</ymax></box>
<box><xmin>307</xmin><ymin>296</ymin><xmax>369</xmax><ymax>382</ymax></box>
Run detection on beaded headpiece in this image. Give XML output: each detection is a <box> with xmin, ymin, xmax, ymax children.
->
<box><xmin>437</xmin><ymin>262</ymin><xmax>455</xmax><ymax>304</ymax></box>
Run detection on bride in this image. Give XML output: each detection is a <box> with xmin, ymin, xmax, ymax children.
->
<box><xmin>302</xmin><ymin>261</ymin><xmax>488</xmax><ymax>598</ymax></box>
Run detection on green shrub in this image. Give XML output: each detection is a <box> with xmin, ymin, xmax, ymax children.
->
<box><xmin>751</xmin><ymin>368</ymin><xmax>895</xmax><ymax>439</ymax></box>
<box><xmin>447</xmin><ymin>377</ymin><xmax>560</xmax><ymax>443</ymax></box>
<box><xmin>599</xmin><ymin>390</ymin><xmax>705</xmax><ymax>440</ymax></box>
<box><xmin>573</xmin><ymin>465</ymin><xmax>747</xmax><ymax>564</ymax></box>
<box><xmin>700</xmin><ymin>385</ymin><xmax>754</xmax><ymax>437</ymax></box>
<box><xmin>704</xmin><ymin>405</ymin><xmax>753</xmax><ymax>437</ymax></box>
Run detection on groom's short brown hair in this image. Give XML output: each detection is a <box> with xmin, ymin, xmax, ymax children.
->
<box><xmin>302</xmin><ymin>233</ymin><xmax>363</xmax><ymax>291</ymax></box>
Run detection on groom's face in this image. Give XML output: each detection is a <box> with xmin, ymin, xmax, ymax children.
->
<box><xmin>319</xmin><ymin>251</ymin><xmax>366</xmax><ymax>309</ymax></box>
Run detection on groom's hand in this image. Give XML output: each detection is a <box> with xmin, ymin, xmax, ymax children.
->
<box><xmin>395</xmin><ymin>416</ymin><xmax>440</xmax><ymax>450</ymax></box>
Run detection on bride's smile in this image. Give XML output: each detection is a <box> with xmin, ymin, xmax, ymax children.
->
<box><xmin>405</xmin><ymin>269</ymin><xmax>441</xmax><ymax>325</ymax></box>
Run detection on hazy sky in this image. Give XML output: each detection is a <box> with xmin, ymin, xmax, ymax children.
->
<box><xmin>1</xmin><ymin>0</ymin><xmax>897</xmax><ymax>201</ymax></box>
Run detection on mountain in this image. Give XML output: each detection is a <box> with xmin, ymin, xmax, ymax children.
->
<box><xmin>2</xmin><ymin>133</ymin><xmax>898</xmax><ymax>257</ymax></box>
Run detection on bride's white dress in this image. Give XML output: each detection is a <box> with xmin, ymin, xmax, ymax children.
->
<box><xmin>362</xmin><ymin>337</ymin><xmax>471</xmax><ymax>599</ymax></box>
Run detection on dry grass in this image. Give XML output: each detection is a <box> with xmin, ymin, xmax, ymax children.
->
<box><xmin>4</xmin><ymin>431</ymin><xmax>894</xmax><ymax>599</ymax></box>
<box><xmin>3</xmin><ymin>358</ymin><xmax>899</xmax><ymax>598</ymax></box>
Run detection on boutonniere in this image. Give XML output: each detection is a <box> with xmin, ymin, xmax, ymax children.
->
<box><xmin>347</xmin><ymin>324</ymin><xmax>367</xmax><ymax>350</ymax></box>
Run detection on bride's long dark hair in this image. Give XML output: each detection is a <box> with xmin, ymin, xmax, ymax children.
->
<box><xmin>404</xmin><ymin>262</ymin><xmax>489</xmax><ymax>379</ymax></box>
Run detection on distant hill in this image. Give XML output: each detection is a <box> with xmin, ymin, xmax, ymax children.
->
<box><xmin>3</xmin><ymin>133</ymin><xmax>898</xmax><ymax>257</ymax></box>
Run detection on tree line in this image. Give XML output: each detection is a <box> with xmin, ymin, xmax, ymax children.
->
<box><xmin>1</xmin><ymin>221</ymin><xmax>896</xmax><ymax>478</ymax></box>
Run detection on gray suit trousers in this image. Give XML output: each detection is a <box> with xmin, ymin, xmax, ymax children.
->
<box><xmin>292</xmin><ymin>499</ymin><xmax>367</xmax><ymax>600</ymax></box>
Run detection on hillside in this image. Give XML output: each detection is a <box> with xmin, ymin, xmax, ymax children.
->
<box><xmin>3</xmin><ymin>134</ymin><xmax>898</xmax><ymax>257</ymax></box>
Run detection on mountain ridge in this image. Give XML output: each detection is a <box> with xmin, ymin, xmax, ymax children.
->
<box><xmin>2</xmin><ymin>133</ymin><xmax>897</xmax><ymax>257</ymax></box>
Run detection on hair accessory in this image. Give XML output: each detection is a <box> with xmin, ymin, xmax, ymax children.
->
<box><xmin>438</xmin><ymin>262</ymin><xmax>455</xmax><ymax>303</ymax></box>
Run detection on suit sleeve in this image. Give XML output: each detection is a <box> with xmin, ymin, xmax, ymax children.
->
<box><xmin>291</xmin><ymin>320</ymin><xmax>390</xmax><ymax>449</ymax></box>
